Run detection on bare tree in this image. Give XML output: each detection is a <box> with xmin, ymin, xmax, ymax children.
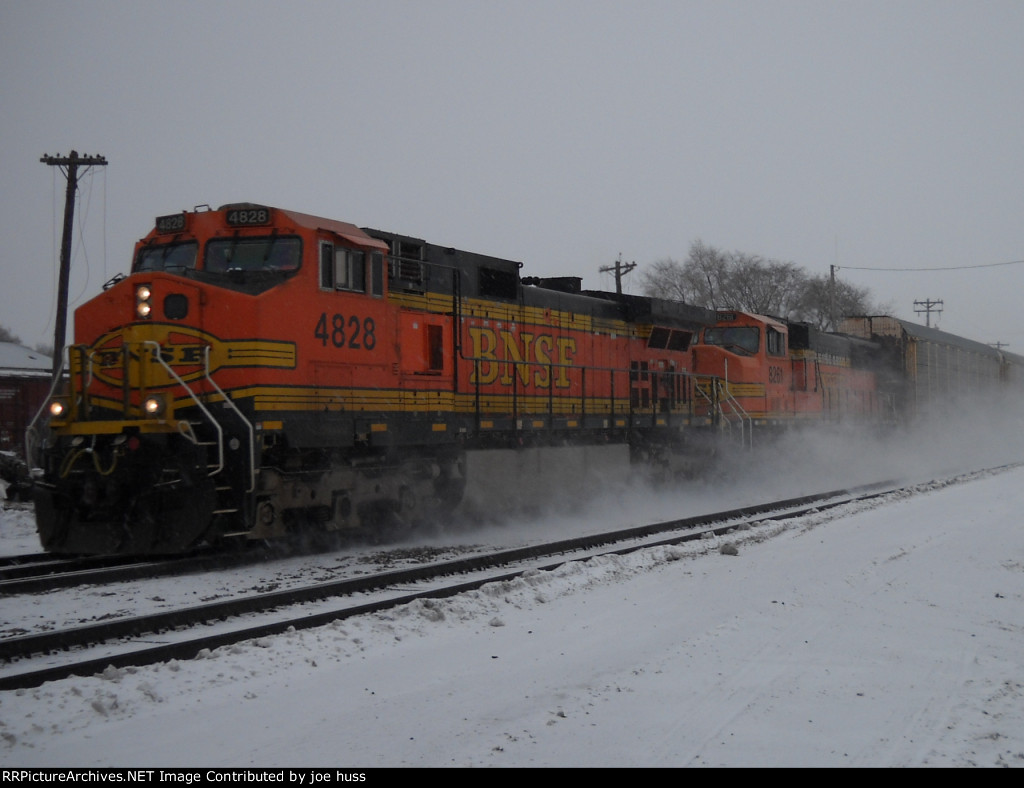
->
<box><xmin>723</xmin><ymin>253</ymin><xmax>806</xmax><ymax>317</ymax></box>
<box><xmin>797</xmin><ymin>274</ymin><xmax>875</xmax><ymax>331</ymax></box>
<box><xmin>640</xmin><ymin>241</ymin><xmax>808</xmax><ymax>317</ymax></box>
<box><xmin>639</xmin><ymin>258</ymin><xmax>693</xmax><ymax>303</ymax></box>
<box><xmin>638</xmin><ymin>240</ymin><xmax>730</xmax><ymax>307</ymax></box>
<box><xmin>639</xmin><ymin>241</ymin><xmax>878</xmax><ymax>329</ymax></box>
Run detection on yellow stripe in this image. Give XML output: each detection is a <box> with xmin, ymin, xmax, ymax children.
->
<box><xmin>85</xmin><ymin>385</ymin><xmax>697</xmax><ymax>425</ymax></box>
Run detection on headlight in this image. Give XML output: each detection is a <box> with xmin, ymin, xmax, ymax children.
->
<box><xmin>142</xmin><ymin>394</ymin><xmax>166</xmax><ymax>417</ymax></box>
<box><xmin>48</xmin><ymin>398</ymin><xmax>69</xmax><ymax>419</ymax></box>
<box><xmin>136</xmin><ymin>285</ymin><xmax>153</xmax><ymax>319</ymax></box>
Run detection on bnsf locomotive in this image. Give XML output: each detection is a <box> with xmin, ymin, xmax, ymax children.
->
<box><xmin>25</xmin><ymin>203</ymin><xmax>1016</xmax><ymax>555</ymax></box>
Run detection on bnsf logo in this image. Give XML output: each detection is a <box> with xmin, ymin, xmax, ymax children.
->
<box><xmin>86</xmin><ymin>326</ymin><xmax>295</xmax><ymax>387</ymax></box>
<box><xmin>467</xmin><ymin>326</ymin><xmax>577</xmax><ymax>389</ymax></box>
<box><xmin>94</xmin><ymin>344</ymin><xmax>208</xmax><ymax>369</ymax></box>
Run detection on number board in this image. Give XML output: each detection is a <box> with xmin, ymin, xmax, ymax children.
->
<box><xmin>155</xmin><ymin>213</ymin><xmax>186</xmax><ymax>234</ymax></box>
<box><xmin>225</xmin><ymin>207</ymin><xmax>271</xmax><ymax>227</ymax></box>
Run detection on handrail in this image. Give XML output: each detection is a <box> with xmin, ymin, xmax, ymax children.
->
<box><xmin>716</xmin><ymin>379</ymin><xmax>753</xmax><ymax>448</ymax></box>
<box><xmin>692</xmin><ymin>374</ymin><xmax>753</xmax><ymax>449</ymax></box>
<box><xmin>141</xmin><ymin>341</ymin><xmax>226</xmax><ymax>477</ymax></box>
<box><xmin>198</xmin><ymin>344</ymin><xmax>256</xmax><ymax>493</ymax></box>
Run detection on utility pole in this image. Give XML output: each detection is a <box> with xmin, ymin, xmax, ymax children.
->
<box><xmin>600</xmin><ymin>254</ymin><xmax>636</xmax><ymax>295</ymax></box>
<box><xmin>913</xmin><ymin>298</ymin><xmax>943</xmax><ymax>328</ymax></box>
<box><xmin>829</xmin><ymin>264</ymin><xmax>837</xmax><ymax>330</ymax></box>
<box><xmin>40</xmin><ymin>151</ymin><xmax>108</xmax><ymax>380</ymax></box>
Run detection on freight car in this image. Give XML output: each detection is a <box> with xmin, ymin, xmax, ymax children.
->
<box><xmin>28</xmin><ymin>203</ymin><xmax>721</xmax><ymax>555</ymax></box>
<box><xmin>838</xmin><ymin>316</ymin><xmax>1024</xmax><ymax>422</ymax></box>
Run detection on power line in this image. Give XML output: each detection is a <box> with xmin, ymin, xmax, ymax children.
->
<box><xmin>839</xmin><ymin>258</ymin><xmax>1024</xmax><ymax>272</ymax></box>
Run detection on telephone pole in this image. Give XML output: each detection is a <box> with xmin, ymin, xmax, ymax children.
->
<box><xmin>829</xmin><ymin>264</ymin><xmax>837</xmax><ymax>330</ymax></box>
<box><xmin>913</xmin><ymin>298</ymin><xmax>943</xmax><ymax>329</ymax></box>
<box><xmin>40</xmin><ymin>151</ymin><xmax>108</xmax><ymax>379</ymax></box>
<box><xmin>600</xmin><ymin>254</ymin><xmax>636</xmax><ymax>295</ymax></box>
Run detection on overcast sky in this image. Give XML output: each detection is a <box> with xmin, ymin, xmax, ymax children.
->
<box><xmin>2</xmin><ymin>0</ymin><xmax>1022</xmax><ymax>352</ymax></box>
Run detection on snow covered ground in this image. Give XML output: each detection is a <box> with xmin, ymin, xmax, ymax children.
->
<box><xmin>2</xmin><ymin>415</ymin><xmax>1024</xmax><ymax>767</ymax></box>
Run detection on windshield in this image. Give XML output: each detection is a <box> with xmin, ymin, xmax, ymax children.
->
<box><xmin>205</xmin><ymin>236</ymin><xmax>301</xmax><ymax>273</ymax></box>
<box><xmin>134</xmin><ymin>242</ymin><xmax>198</xmax><ymax>272</ymax></box>
<box><xmin>703</xmin><ymin>326</ymin><xmax>760</xmax><ymax>354</ymax></box>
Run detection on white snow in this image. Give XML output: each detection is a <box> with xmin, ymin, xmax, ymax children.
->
<box><xmin>2</xmin><ymin>413</ymin><xmax>1023</xmax><ymax>767</ymax></box>
<box><xmin>0</xmin><ymin>342</ymin><xmax>51</xmax><ymax>373</ymax></box>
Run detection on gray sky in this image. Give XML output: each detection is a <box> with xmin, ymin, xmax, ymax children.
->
<box><xmin>2</xmin><ymin>0</ymin><xmax>1022</xmax><ymax>351</ymax></box>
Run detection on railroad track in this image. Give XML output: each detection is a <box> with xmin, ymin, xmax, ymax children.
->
<box><xmin>0</xmin><ymin>553</ymin><xmax>176</xmax><ymax>590</ymax></box>
<box><xmin>0</xmin><ymin>552</ymin><xmax>52</xmax><ymax>570</ymax></box>
<box><xmin>0</xmin><ymin>543</ymin><xmax>274</xmax><ymax>594</ymax></box>
<box><xmin>0</xmin><ymin>465</ymin><xmax>1017</xmax><ymax>691</ymax></box>
<box><xmin>0</xmin><ymin>531</ymin><xmax>374</xmax><ymax>594</ymax></box>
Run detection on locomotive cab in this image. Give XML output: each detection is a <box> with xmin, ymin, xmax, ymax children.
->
<box><xmin>691</xmin><ymin>311</ymin><xmax>791</xmax><ymax>424</ymax></box>
<box><xmin>690</xmin><ymin>310</ymin><xmax>885</xmax><ymax>431</ymax></box>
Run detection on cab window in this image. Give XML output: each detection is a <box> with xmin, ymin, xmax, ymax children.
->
<box><xmin>703</xmin><ymin>326</ymin><xmax>760</xmax><ymax>354</ymax></box>
<box><xmin>205</xmin><ymin>237</ymin><xmax>300</xmax><ymax>273</ymax></box>
<box><xmin>134</xmin><ymin>242</ymin><xmax>198</xmax><ymax>272</ymax></box>
<box><xmin>320</xmin><ymin>242</ymin><xmax>368</xmax><ymax>293</ymax></box>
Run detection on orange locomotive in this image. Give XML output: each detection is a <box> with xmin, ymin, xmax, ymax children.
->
<box><xmin>690</xmin><ymin>310</ymin><xmax>889</xmax><ymax>443</ymax></box>
<box><xmin>30</xmin><ymin>203</ymin><xmax>718</xmax><ymax>554</ymax></box>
